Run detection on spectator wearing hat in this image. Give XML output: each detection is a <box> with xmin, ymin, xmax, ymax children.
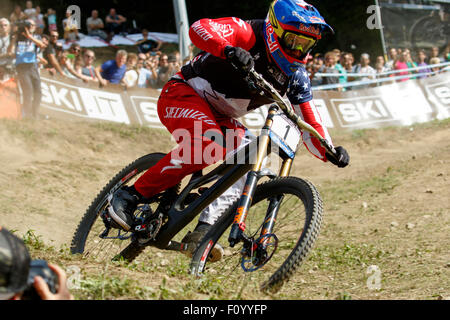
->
<box><xmin>0</xmin><ymin>226</ymin><xmax>73</xmax><ymax>300</ymax></box>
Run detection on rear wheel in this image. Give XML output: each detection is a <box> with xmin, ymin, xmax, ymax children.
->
<box><xmin>70</xmin><ymin>153</ymin><xmax>171</xmax><ymax>263</ymax></box>
<box><xmin>190</xmin><ymin>177</ymin><xmax>323</xmax><ymax>293</ymax></box>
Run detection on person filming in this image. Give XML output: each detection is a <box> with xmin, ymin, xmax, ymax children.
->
<box><xmin>9</xmin><ymin>19</ymin><xmax>46</xmax><ymax>119</ymax></box>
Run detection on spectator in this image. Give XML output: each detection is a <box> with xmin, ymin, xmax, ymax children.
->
<box><xmin>394</xmin><ymin>51</ymin><xmax>410</xmax><ymax>82</ymax></box>
<box><xmin>34</xmin><ymin>6</ymin><xmax>45</xmax><ymax>35</ymax></box>
<box><xmin>23</xmin><ymin>1</ymin><xmax>36</xmax><ymax>20</ymax></box>
<box><xmin>121</xmin><ymin>52</ymin><xmax>139</xmax><ymax>88</ymax></box>
<box><xmin>429</xmin><ymin>57</ymin><xmax>442</xmax><ymax>74</ymax></box>
<box><xmin>385</xmin><ymin>48</ymin><xmax>398</xmax><ymax>71</ymax></box>
<box><xmin>333</xmin><ymin>49</ymin><xmax>347</xmax><ymax>87</ymax></box>
<box><xmin>10</xmin><ymin>5</ymin><xmax>27</xmax><ymax>25</ymax></box>
<box><xmin>37</xmin><ymin>34</ymin><xmax>49</xmax><ymax>68</ymax></box>
<box><xmin>416</xmin><ymin>50</ymin><xmax>431</xmax><ymax>79</ymax></box>
<box><xmin>105</xmin><ymin>8</ymin><xmax>127</xmax><ymax>38</ymax></box>
<box><xmin>43</xmin><ymin>30</ymin><xmax>66</xmax><ymax>76</ymax></box>
<box><xmin>0</xmin><ymin>18</ymin><xmax>14</xmax><ymax>70</ymax></box>
<box><xmin>310</xmin><ymin>53</ymin><xmax>324</xmax><ymax>86</ymax></box>
<box><xmin>95</xmin><ymin>49</ymin><xmax>128</xmax><ymax>87</ymax></box>
<box><xmin>342</xmin><ymin>52</ymin><xmax>357</xmax><ymax>85</ymax></box>
<box><xmin>404</xmin><ymin>49</ymin><xmax>418</xmax><ymax>79</ymax></box>
<box><xmin>63</xmin><ymin>43</ymin><xmax>92</xmax><ymax>82</ymax></box>
<box><xmin>63</xmin><ymin>10</ymin><xmax>80</xmax><ymax>43</ymax></box>
<box><xmin>318</xmin><ymin>51</ymin><xmax>341</xmax><ymax>90</ymax></box>
<box><xmin>45</xmin><ymin>8</ymin><xmax>57</xmax><ymax>32</ymax></box>
<box><xmin>9</xmin><ymin>19</ymin><xmax>46</xmax><ymax>119</ymax></box>
<box><xmin>0</xmin><ymin>226</ymin><xmax>74</xmax><ymax>300</ymax></box>
<box><xmin>375</xmin><ymin>55</ymin><xmax>389</xmax><ymax>86</ymax></box>
<box><xmin>430</xmin><ymin>46</ymin><xmax>443</xmax><ymax>63</ymax></box>
<box><xmin>375</xmin><ymin>55</ymin><xmax>388</xmax><ymax>74</ymax></box>
<box><xmin>136</xmin><ymin>29</ymin><xmax>162</xmax><ymax>54</ymax></box>
<box><xmin>354</xmin><ymin>53</ymin><xmax>376</xmax><ymax>88</ymax></box>
<box><xmin>444</xmin><ymin>44</ymin><xmax>450</xmax><ymax>62</ymax></box>
<box><xmin>87</xmin><ymin>10</ymin><xmax>108</xmax><ymax>40</ymax></box>
<box><xmin>144</xmin><ymin>58</ymin><xmax>159</xmax><ymax>88</ymax></box>
<box><xmin>156</xmin><ymin>53</ymin><xmax>171</xmax><ymax>87</ymax></box>
<box><xmin>81</xmin><ymin>49</ymin><xmax>99</xmax><ymax>82</ymax></box>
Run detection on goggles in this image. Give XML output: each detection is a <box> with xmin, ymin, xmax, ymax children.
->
<box><xmin>281</xmin><ymin>32</ymin><xmax>317</xmax><ymax>55</ymax></box>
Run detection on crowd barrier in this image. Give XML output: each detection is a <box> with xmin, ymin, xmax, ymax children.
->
<box><xmin>59</xmin><ymin>32</ymin><xmax>179</xmax><ymax>50</ymax></box>
<box><xmin>312</xmin><ymin>62</ymin><xmax>450</xmax><ymax>91</ymax></box>
<box><xmin>0</xmin><ymin>69</ymin><xmax>448</xmax><ymax>132</ymax></box>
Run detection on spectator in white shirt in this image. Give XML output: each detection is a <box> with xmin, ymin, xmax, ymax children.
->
<box><xmin>354</xmin><ymin>53</ymin><xmax>376</xmax><ymax>89</ymax></box>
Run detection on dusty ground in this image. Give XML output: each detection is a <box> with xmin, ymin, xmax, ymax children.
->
<box><xmin>0</xmin><ymin>117</ymin><xmax>448</xmax><ymax>300</ymax></box>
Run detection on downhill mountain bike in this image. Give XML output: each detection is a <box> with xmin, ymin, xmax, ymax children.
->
<box><xmin>70</xmin><ymin>67</ymin><xmax>339</xmax><ymax>293</ymax></box>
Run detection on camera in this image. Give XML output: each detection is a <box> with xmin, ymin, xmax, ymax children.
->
<box><xmin>21</xmin><ymin>260</ymin><xmax>58</xmax><ymax>300</ymax></box>
<box><xmin>13</xmin><ymin>20</ymin><xmax>33</xmax><ymax>41</ymax></box>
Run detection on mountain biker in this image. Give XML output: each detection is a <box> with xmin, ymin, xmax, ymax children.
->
<box><xmin>108</xmin><ymin>0</ymin><xmax>350</xmax><ymax>252</ymax></box>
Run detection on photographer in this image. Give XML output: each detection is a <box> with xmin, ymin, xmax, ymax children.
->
<box><xmin>8</xmin><ymin>19</ymin><xmax>46</xmax><ymax>119</ymax></box>
<box><xmin>0</xmin><ymin>226</ymin><xmax>73</xmax><ymax>300</ymax></box>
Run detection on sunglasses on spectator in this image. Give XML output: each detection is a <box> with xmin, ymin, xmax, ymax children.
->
<box><xmin>85</xmin><ymin>55</ymin><xmax>95</xmax><ymax>59</ymax></box>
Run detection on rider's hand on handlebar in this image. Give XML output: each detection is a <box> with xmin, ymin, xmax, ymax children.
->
<box><xmin>326</xmin><ymin>146</ymin><xmax>350</xmax><ymax>168</ymax></box>
<box><xmin>224</xmin><ymin>46</ymin><xmax>255</xmax><ymax>74</ymax></box>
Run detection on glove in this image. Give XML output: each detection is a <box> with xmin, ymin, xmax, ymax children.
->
<box><xmin>224</xmin><ymin>46</ymin><xmax>254</xmax><ymax>73</ymax></box>
<box><xmin>326</xmin><ymin>146</ymin><xmax>350</xmax><ymax>168</ymax></box>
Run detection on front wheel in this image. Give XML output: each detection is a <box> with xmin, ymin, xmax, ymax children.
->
<box><xmin>190</xmin><ymin>177</ymin><xmax>323</xmax><ymax>294</ymax></box>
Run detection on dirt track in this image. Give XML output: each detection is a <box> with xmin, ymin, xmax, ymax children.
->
<box><xmin>0</xmin><ymin>117</ymin><xmax>448</xmax><ymax>299</ymax></box>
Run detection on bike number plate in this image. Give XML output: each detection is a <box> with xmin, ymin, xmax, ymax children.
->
<box><xmin>269</xmin><ymin>114</ymin><xmax>301</xmax><ymax>158</ymax></box>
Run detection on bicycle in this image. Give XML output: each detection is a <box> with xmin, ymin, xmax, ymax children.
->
<box><xmin>410</xmin><ymin>0</ymin><xmax>449</xmax><ymax>50</ymax></box>
<box><xmin>70</xmin><ymin>67</ymin><xmax>339</xmax><ymax>293</ymax></box>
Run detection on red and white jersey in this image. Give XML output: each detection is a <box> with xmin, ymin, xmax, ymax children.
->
<box><xmin>181</xmin><ymin>17</ymin><xmax>333</xmax><ymax>161</ymax></box>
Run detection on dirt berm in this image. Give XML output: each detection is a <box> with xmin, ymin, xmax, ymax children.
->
<box><xmin>0</xmin><ymin>117</ymin><xmax>448</xmax><ymax>299</ymax></box>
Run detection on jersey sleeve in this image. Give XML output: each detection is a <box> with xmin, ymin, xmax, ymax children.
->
<box><xmin>286</xmin><ymin>68</ymin><xmax>333</xmax><ymax>162</ymax></box>
<box><xmin>189</xmin><ymin>17</ymin><xmax>257</xmax><ymax>58</ymax></box>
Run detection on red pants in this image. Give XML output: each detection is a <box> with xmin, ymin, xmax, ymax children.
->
<box><xmin>134</xmin><ymin>80</ymin><xmax>246</xmax><ymax>198</ymax></box>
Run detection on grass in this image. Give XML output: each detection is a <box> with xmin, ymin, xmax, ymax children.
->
<box><xmin>2</xmin><ymin>117</ymin><xmax>449</xmax><ymax>300</ymax></box>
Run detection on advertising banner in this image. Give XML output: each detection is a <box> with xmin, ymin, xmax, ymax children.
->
<box><xmin>379</xmin><ymin>1</ymin><xmax>448</xmax><ymax>50</ymax></box>
<box><xmin>0</xmin><ymin>79</ymin><xmax>21</xmax><ymax>120</ymax></box>
<box><xmin>36</xmin><ymin>72</ymin><xmax>450</xmax><ymax>132</ymax></box>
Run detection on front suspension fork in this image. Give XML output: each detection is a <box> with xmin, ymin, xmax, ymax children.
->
<box><xmin>228</xmin><ymin>109</ymin><xmax>293</xmax><ymax>248</ymax></box>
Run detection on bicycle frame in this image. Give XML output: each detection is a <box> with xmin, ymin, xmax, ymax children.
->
<box><xmin>146</xmin><ymin>68</ymin><xmax>337</xmax><ymax>252</ymax></box>
<box><xmin>151</xmin><ymin>107</ymin><xmax>290</xmax><ymax>250</ymax></box>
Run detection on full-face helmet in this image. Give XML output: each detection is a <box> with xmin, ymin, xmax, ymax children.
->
<box><xmin>263</xmin><ymin>0</ymin><xmax>334</xmax><ymax>77</ymax></box>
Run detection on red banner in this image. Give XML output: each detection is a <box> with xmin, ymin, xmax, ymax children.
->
<box><xmin>0</xmin><ymin>79</ymin><xmax>21</xmax><ymax>120</ymax></box>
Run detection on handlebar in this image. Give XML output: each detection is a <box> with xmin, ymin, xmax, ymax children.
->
<box><xmin>243</xmin><ymin>68</ymin><xmax>338</xmax><ymax>159</ymax></box>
